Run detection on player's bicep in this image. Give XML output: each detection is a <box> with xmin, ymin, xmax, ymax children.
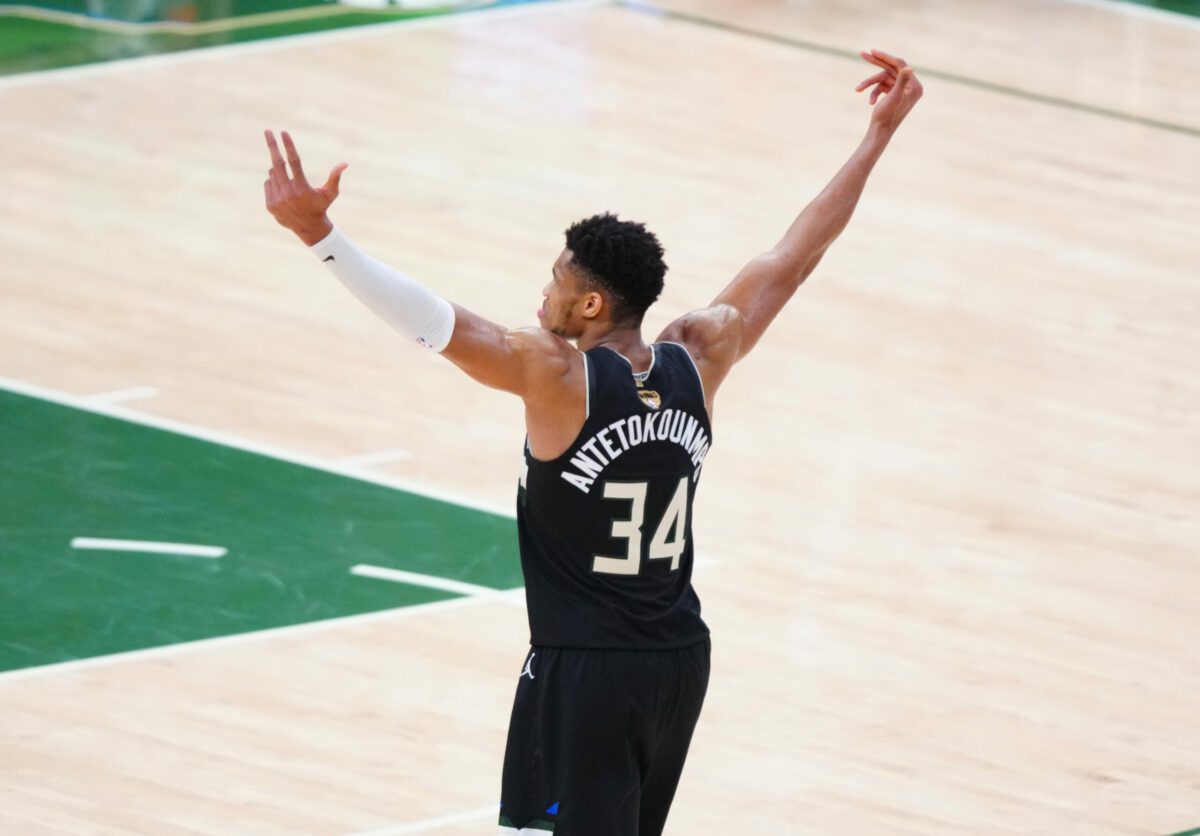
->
<box><xmin>440</xmin><ymin>306</ymin><xmax>532</xmax><ymax>394</ymax></box>
<box><xmin>441</xmin><ymin>309</ymin><xmax>575</xmax><ymax>398</ymax></box>
<box><xmin>709</xmin><ymin>251</ymin><xmax>807</xmax><ymax>360</ymax></box>
<box><xmin>657</xmin><ymin>306</ymin><xmax>742</xmax><ymax>406</ymax></box>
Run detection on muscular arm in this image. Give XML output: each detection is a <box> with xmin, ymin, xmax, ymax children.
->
<box><xmin>440</xmin><ymin>307</ymin><xmax>576</xmax><ymax>398</ymax></box>
<box><xmin>661</xmin><ymin>51</ymin><xmax>923</xmax><ymax>402</ymax></box>
<box><xmin>711</xmin><ymin>126</ymin><xmax>893</xmax><ymax>358</ymax></box>
<box><xmin>262</xmin><ymin>130</ymin><xmax>586</xmax><ymax>457</ymax></box>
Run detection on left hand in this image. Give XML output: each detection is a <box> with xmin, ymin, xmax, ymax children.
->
<box><xmin>855</xmin><ymin>49</ymin><xmax>923</xmax><ymax>134</ymax></box>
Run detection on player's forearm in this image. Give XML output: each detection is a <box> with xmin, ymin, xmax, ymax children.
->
<box><xmin>772</xmin><ymin>125</ymin><xmax>893</xmax><ymax>278</ymax></box>
<box><xmin>310</xmin><ymin>227</ymin><xmax>456</xmax><ymax>352</ymax></box>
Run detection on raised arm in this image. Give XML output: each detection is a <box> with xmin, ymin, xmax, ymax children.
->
<box><xmin>262</xmin><ymin>130</ymin><xmax>577</xmax><ymax>400</ymax></box>
<box><xmin>660</xmin><ymin>51</ymin><xmax>923</xmax><ymax>403</ymax></box>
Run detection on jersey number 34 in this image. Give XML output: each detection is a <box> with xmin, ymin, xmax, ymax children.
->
<box><xmin>593</xmin><ymin>477</ymin><xmax>689</xmax><ymax>575</ymax></box>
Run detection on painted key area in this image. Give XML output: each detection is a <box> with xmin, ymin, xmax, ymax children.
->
<box><xmin>0</xmin><ymin>388</ymin><xmax>522</xmax><ymax>673</ymax></box>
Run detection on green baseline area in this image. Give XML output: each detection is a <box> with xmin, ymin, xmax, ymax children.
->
<box><xmin>0</xmin><ymin>385</ymin><xmax>522</xmax><ymax>673</ymax></box>
<box><xmin>1125</xmin><ymin>0</ymin><xmax>1200</xmax><ymax>15</ymax></box>
<box><xmin>2</xmin><ymin>0</ymin><xmax>1197</xmax><ymax>78</ymax></box>
<box><xmin>0</xmin><ymin>0</ymin><xmax>554</xmax><ymax>76</ymax></box>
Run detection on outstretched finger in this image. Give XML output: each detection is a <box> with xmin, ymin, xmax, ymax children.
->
<box><xmin>280</xmin><ymin>131</ymin><xmax>307</xmax><ymax>184</ymax></box>
<box><xmin>264</xmin><ymin>130</ymin><xmax>286</xmax><ymax>175</ymax></box>
<box><xmin>859</xmin><ymin>50</ymin><xmax>894</xmax><ymax>73</ymax></box>
<box><xmin>856</xmin><ymin>70</ymin><xmax>890</xmax><ymax>92</ymax></box>
<box><xmin>870</xmin><ymin>49</ymin><xmax>908</xmax><ymax>71</ymax></box>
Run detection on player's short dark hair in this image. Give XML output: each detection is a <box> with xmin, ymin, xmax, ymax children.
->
<box><xmin>564</xmin><ymin>213</ymin><xmax>666</xmax><ymax>327</ymax></box>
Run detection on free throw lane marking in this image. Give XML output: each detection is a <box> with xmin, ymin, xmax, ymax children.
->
<box><xmin>1</xmin><ymin>377</ymin><xmax>525</xmax><ymax>678</ymax></box>
<box><xmin>350</xmin><ymin>564</ymin><xmax>502</xmax><ymax>597</ymax></box>
<box><xmin>0</xmin><ymin>376</ymin><xmax>514</xmax><ymax>519</ymax></box>
<box><xmin>0</xmin><ymin>595</ymin><xmax>498</xmax><ymax>686</ymax></box>
<box><xmin>71</xmin><ymin>538</ymin><xmax>227</xmax><ymax>558</ymax></box>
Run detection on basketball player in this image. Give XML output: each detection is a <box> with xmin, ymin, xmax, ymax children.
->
<box><xmin>264</xmin><ymin>49</ymin><xmax>921</xmax><ymax>835</ymax></box>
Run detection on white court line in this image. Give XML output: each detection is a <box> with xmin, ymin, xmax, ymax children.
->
<box><xmin>0</xmin><ymin>374</ymin><xmax>528</xmax><ymax>684</ymax></box>
<box><xmin>0</xmin><ymin>593</ymin><xmax>508</xmax><ymax>686</ymax></box>
<box><xmin>337</xmin><ymin>449</ymin><xmax>413</xmax><ymax>468</ymax></box>
<box><xmin>351</xmin><ymin>564</ymin><xmax>504</xmax><ymax>597</ymax></box>
<box><xmin>347</xmin><ymin>804</ymin><xmax>497</xmax><ymax>836</ymax></box>
<box><xmin>0</xmin><ymin>0</ymin><xmax>610</xmax><ymax>91</ymax></box>
<box><xmin>71</xmin><ymin>537</ymin><xmax>226</xmax><ymax>558</ymax></box>
<box><xmin>83</xmin><ymin>385</ymin><xmax>160</xmax><ymax>404</ymax></box>
<box><xmin>0</xmin><ymin>374</ymin><xmax>727</xmax><ymax>680</ymax></box>
<box><xmin>0</xmin><ymin>2</ymin><xmax>376</xmax><ymax>35</ymax></box>
<box><xmin>0</xmin><ymin>375</ymin><xmax>515</xmax><ymax>519</ymax></box>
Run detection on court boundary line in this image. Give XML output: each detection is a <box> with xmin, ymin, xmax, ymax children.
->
<box><xmin>0</xmin><ymin>1</ymin><xmax>386</xmax><ymax>35</ymax></box>
<box><xmin>0</xmin><ymin>374</ymin><xmax>527</xmax><ymax>681</ymax></box>
<box><xmin>0</xmin><ymin>375</ymin><xmax>725</xmax><ymax>682</ymax></box>
<box><xmin>0</xmin><ymin>0</ymin><xmax>608</xmax><ymax>90</ymax></box>
<box><xmin>618</xmin><ymin>0</ymin><xmax>1200</xmax><ymax>140</ymax></box>
<box><xmin>0</xmin><ymin>592</ymin><xmax>522</xmax><ymax>685</ymax></box>
<box><xmin>0</xmin><ymin>375</ymin><xmax>515</xmax><ymax>519</ymax></box>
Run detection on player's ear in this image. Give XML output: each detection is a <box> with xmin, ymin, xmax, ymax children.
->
<box><xmin>581</xmin><ymin>290</ymin><xmax>605</xmax><ymax>321</ymax></box>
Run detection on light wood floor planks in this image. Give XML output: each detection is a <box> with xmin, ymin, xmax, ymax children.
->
<box><xmin>1</xmin><ymin>0</ymin><xmax>1198</xmax><ymax>832</ymax></box>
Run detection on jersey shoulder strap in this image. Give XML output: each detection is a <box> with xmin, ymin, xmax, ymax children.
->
<box><xmin>654</xmin><ymin>341</ymin><xmax>707</xmax><ymax>405</ymax></box>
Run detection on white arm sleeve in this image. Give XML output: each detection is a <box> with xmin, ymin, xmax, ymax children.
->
<box><xmin>310</xmin><ymin>227</ymin><xmax>456</xmax><ymax>353</ymax></box>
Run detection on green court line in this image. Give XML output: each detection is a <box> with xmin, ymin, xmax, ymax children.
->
<box><xmin>0</xmin><ymin>385</ymin><xmax>522</xmax><ymax>673</ymax></box>
<box><xmin>618</xmin><ymin>0</ymin><xmax>1200</xmax><ymax>140</ymax></box>
<box><xmin>1165</xmin><ymin>828</ymin><xmax>1200</xmax><ymax>836</ymax></box>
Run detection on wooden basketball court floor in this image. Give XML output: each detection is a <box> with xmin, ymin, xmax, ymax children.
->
<box><xmin>1</xmin><ymin>0</ymin><xmax>1198</xmax><ymax>832</ymax></box>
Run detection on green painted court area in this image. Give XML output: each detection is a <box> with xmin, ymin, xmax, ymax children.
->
<box><xmin>0</xmin><ymin>388</ymin><xmax>521</xmax><ymax>674</ymax></box>
<box><xmin>0</xmin><ymin>0</ymin><xmax>553</xmax><ymax>76</ymax></box>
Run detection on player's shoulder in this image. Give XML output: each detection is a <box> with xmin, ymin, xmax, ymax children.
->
<box><xmin>657</xmin><ymin>304</ymin><xmax>741</xmax><ymax>362</ymax></box>
<box><xmin>506</xmin><ymin>326</ymin><xmax>581</xmax><ymax>381</ymax></box>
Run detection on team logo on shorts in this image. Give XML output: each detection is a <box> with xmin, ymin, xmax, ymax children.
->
<box><xmin>637</xmin><ymin>390</ymin><xmax>661</xmax><ymax>410</ymax></box>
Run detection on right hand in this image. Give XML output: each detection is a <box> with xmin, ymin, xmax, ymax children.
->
<box><xmin>263</xmin><ymin>129</ymin><xmax>348</xmax><ymax>246</ymax></box>
<box><xmin>855</xmin><ymin>50</ymin><xmax>923</xmax><ymax>134</ymax></box>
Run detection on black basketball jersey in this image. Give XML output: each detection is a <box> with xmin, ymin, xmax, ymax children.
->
<box><xmin>516</xmin><ymin>342</ymin><xmax>712</xmax><ymax>649</ymax></box>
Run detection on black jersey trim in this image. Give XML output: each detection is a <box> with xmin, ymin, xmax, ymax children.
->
<box><xmin>657</xmin><ymin>341</ymin><xmax>708</xmax><ymax>418</ymax></box>
<box><xmin>596</xmin><ymin>344</ymin><xmax>655</xmax><ymax>378</ymax></box>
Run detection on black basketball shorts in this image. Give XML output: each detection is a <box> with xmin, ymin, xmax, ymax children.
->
<box><xmin>497</xmin><ymin>638</ymin><xmax>711</xmax><ymax>835</ymax></box>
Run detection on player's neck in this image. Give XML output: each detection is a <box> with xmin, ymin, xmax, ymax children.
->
<box><xmin>578</xmin><ymin>327</ymin><xmax>651</xmax><ymax>373</ymax></box>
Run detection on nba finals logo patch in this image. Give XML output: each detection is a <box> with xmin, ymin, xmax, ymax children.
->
<box><xmin>638</xmin><ymin>390</ymin><xmax>662</xmax><ymax>410</ymax></box>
